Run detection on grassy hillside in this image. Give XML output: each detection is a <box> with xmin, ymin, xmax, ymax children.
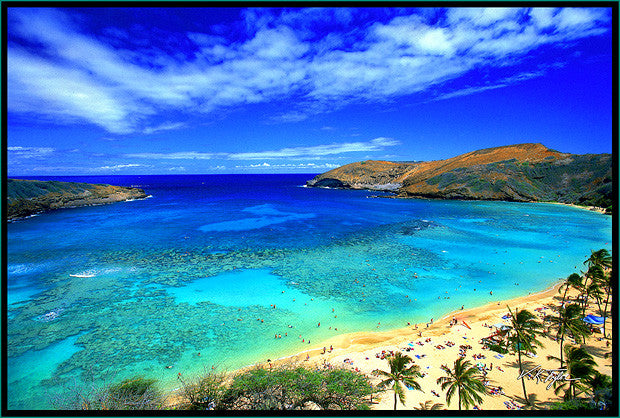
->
<box><xmin>307</xmin><ymin>143</ymin><xmax>612</xmax><ymax>210</ymax></box>
<box><xmin>7</xmin><ymin>179</ymin><xmax>148</xmax><ymax>220</ymax></box>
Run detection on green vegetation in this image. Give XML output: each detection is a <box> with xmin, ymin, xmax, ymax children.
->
<box><xmin>554</xmin><ymin>345</ymin><xmax>598</xmax><ymax>401</ymax></box>
<box><xmin>415</xmin><ymin>400</ymin><xmax>445</xmax><ymax>410</ymax></box>
<box><xmin>506</xmin><ymin>307</ymin><xmax>543</xmax><ymax>406</ymax></box>
<box><xmin>51</xmin><ymin>375</ymin><xmax>164</xmax><ymax>410</ymax></box>
<box><xmin>55</xmin><ymin>365</ymin><xmax>378</xmax><ymax>411</ymax></box>
<box><xmin>7</xmin><ymin>178</ymin><xmax>146</xmax><ymax>220</ymax></box>
<box><xmin>549</xmin><ymin>398</ymin><xmax>596</xmax><ymax>410</ymax></box>
<box><xmin>372</xmin><ymin>352</ymin><xmax>423</xmax><ymax>410</ymax></box>
<box><xmin>180</xmin><ymin>365</ymin><xmax>377</xmax><ymax>410</ymax></box>
<box><xmin>6</xmin><ymin>179</ymin><xmax>97</xmax><ymax>201</ymax></box>
<box><xmin>107</xmin><ymin>377</ymin><xmax>162</xmax><ymax>410</ymax></box>
<box><xmin>436</xmin><ymin>357</ymin><xmax>486</xmax><ymax>410</ymax></box>
<box><xmin>178</xmin><ymin>370</ymin><xmax>228</xmax><ymax>410</ymax></box>
<box><xmin>546</xmin><ymin>304</ymin><xmax>590</xmax><ymax>369</ymax></box>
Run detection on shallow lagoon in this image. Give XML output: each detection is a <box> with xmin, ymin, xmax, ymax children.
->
<box><xmin>6</xmin><ymin>174</ymin><xmax>612</xmax><ymax>409</ymax></box>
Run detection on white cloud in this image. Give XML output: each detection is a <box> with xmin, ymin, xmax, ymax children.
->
<box><xmin>143</xmin><ymin>122</ymin><xmax>186</xmax><ymax>135</ymax></box>
<box><xmin>6</xmin><ymin>7</ymin><xmax>611</xmax><ymax>134</ymax></box>
<box><xmin>235</xmin><ymin>162</ymin><xmax>339</xmax><ymax>170</ymax></box>
<box><xmin>126</xmin><ymin>152</ymin><xmax>222</xmax><ymax>159</ymax></box>
<box><xmin>447</xmin><ymin>7</ymin><xmax>522</xmax><ymax>27</ymax></box>
<box><xmin>8</xmin><ymin>146</ymin><xmax>55</xmax><ymax>158</ymax></box>
<box><xmin>555</xmin><ymin>7</ymin><xmax>609</xmax><ymax>30</ymax></box>
<box><xmin>434</xmin><ymin>70</ymin><xmax>546</xmax><ymax>101</ymax></box>
<box><xmin>125</xmin><ymin>137</ymin><xmax>399</xmax><ymax>161</ymax></box>
<box><xmin>8</xmin><ymin>47</ymin><xmax>137</xmax><ymax>134</ymax></box>
<box><xmin>228</xmin><ymin>137</ymin><xmax>400</xmax><ymax>160</ymax></box>
<box><xmin>435</xmin><ymin>84</ymin><xmax>507</xmax><ymax>100</ymax></box>
<box><xmin>529</xmin><ymin>8</ymin><xmax>557</xmax><ymax>29</ymax></box>
<box><xmin>97</xmin><ymin>163</ymin><xmax>145</xmax><ymax>170</ymax></box>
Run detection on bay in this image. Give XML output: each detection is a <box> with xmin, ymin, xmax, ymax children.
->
<box><xmin>6</xmin><ymin>174</ymin><xmax>612</xmax><ymax>409</ymax></box>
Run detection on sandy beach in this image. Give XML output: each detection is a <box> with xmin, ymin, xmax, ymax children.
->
<box><xmin>258</xmin><ymin>282</ymin><xmax>613</xmax><ymax>410</ymax></box>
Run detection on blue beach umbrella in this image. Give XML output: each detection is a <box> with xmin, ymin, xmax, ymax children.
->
<box><xmin>582</xmin><ymin>315</ymin><xmax>606</xmax><ymax>325</ymax></box>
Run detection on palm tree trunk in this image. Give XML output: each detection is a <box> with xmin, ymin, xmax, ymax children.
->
<box><xmin>581</xmin><ymin>277</ymin><xmax>589</xmax><ymax>317</ymax></box>
<box><xmin>517</xmin><ymin>348</ymin><xmax>529</xmax><ymax>405</ymax></box>
<box><xmin>603</xmin><ymin>291</ymin><xmax>610</xmax><ymax>339</ymax></box>
<box><xmin>559</xmin><ymin>331</ymin><xmax>565</xmax><ymax>369</ymax></box>
<box><xmin>561</xmin><ymin>286</ymin><xmax>569</xmax><ymax>305</ymax></box>
<box><xmin>458</xmin><ymin>386</ymin><xmax>461</xmax><ymax>411</ymax></box>
<box><xmin>594</xmin><ymin>292</ymin><xmax>603</xmax><ymax>315</ymax></box>
<box><xmin>394</xmin><ymin>391</ymin><xmax>397</xmax><ymax>411</ymax></box>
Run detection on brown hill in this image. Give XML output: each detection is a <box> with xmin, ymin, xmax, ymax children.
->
<box><xmin>307</xmin><ymin>143</ymin><xmax>612</xmax><ymax>207</ymax></box>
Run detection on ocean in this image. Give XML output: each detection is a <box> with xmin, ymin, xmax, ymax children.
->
<box><xmin>6</xmin><ymin>174</ymin><xmax>612</xmax><ymax>409</ymax></box>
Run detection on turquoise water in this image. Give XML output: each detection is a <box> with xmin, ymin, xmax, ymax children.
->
<box><xmin>6</xmin><ymin>174</ymin><xmax>612</xmax><ymax>409</ymax></box>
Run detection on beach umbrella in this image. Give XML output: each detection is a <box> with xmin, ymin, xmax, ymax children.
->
<box><xmin>582</xmin><ymin>315</ymin><xmax>605</xmax><ymax>325</ymax></box>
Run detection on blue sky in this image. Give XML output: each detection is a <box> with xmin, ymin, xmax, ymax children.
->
<box><xmin>6</xmin><ymin>6</ymin><xmax>614</xmax><ymax>175</ymax></box>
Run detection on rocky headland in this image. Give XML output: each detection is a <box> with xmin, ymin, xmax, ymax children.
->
<box><xmin>307</xmin><ymin>143</ymin><xmax>612</xmax><ymax>210</ymax></box>
<box><xmin>7</xmin><ymin>179</ymin><xmax>149</xmax><ymax>221</ymax></box>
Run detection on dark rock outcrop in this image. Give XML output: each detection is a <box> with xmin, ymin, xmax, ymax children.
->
<box><xmin>7</xmin><ymin>179</ymin><xmax>149</xmax><ymax>221</ymax></box>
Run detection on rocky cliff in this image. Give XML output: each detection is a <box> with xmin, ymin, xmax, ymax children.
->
<box><xmin>7</xmin><ymin>179</ymin><xmax>149</xmax><ymax>221</ymax></box>
<box><xmin>307</xmin><ymin>143</ymin><xmax>612</xmax><ymax>208</ymax></box>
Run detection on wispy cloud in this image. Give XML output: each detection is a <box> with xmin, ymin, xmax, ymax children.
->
<box><xmin>434</xmin><ymin>70</ymin><xmax>547</xmax><ymax>100</ymax></box>
<box><xmin>228</xmin><ymin>137</ymin><xmax>399</xmax><ymax>159</ymax></box>
<box><xmin>7</xmin><ymin>7</ymin><xmax>611</xmax><ymax>134</ymax></box>
<box><xmin>143</xmin><ymin>122</ymin><xmax>186</xmax><ymax>135</ymax></box>
<box><xmin>96</xmin><ymin>163</ymin><xmax>148</xmax><ymax>171</ymax></box>
<box><xmin>126</xmin><ymin>151</ymin><xmax>223</xmax><ymax>160</ymax></box>
<box><xmin>126</xmin><ymin>137</ymin><xmax>399</xmax><ymax>160</ymax></box>
<box><xmin>235</xmin><ymin>162</ymin><xmax>340</xmax><ymax>170</ymax></box>
<box><xmin>8</xmin><ymin>146</ymin><xmax>55</xmax><ymax>158</ymax></box>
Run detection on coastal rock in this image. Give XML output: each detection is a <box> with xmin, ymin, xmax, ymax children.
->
<box><xmin>307</xmin><ymin>143</ymin><xmax>612</xmax><ymax>208</ymax></box>
<box><xmin>7</xmin><ymin>179</ymin><xmax>149</xmax><ymax>220</ymax></box>
<box><xmin>307</xmin><ymin>178</ymin><xmax>349</xmax><ymax>188</ymax></box>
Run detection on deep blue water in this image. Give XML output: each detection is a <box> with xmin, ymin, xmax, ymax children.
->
<box><xmin>7</xmin><ymin>174</ymin><xmax>612</xmax><ymax>409</ymax></box>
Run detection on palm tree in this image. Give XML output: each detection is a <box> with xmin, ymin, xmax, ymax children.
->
<box><xmin>598</xmin><ymin>269</ymin><xmax>612</xmax><ymax>339</ymax></box>
<box><xmin>372</xmin><ymin>352</ymin><xmax>422</xmax><ymax>410</ymax></box>
<box><xmin>546</xmin><ymin>303</ymin><xmax>590</xmax><ymax>369</ymax></box>
<box><xmin>558</xmin><ymin>273</ymin><xmax>582</xmax><ymax>305</ymax></box>
<box><xmin>414</xmin><ymin>400</ymin><xmax>445</xmax><ymax>410</ymax></box>
<box><xmin>506</xmin><ymin>306</ymin><xmax>543</xmax><ymax>406</ymax></box>
<box><xmin>581</xmin><ymin>249</ymin><xmax>612</xmax><ymax>316</ymax></box>
<box><xmin>584</xmin><ymin>249</ymin><xmax>612</xmax><ymax>270</ymax></box>
<box><xmin>436</xmin><ymin>357</ymin><xmax>486</xmax><ymax>410</ymax></box>
<box><xmin>589</xmin><ymin>371</ymin><xmax>613</xmax><ymax>410</ymax></box>
<box><xmin>582</xmin><ymin>265</ymin><xmax>604</xmax><ymax>317</ymax></box>
<box><xmin>552</xmin><ymin>345</ymin><xmax>597</xmax><ymax>401</ymax></box>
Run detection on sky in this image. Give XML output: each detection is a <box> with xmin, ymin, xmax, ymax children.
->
<box><xmin>6</xmin><ymin>6</ymin><xmax>614</xmax><ymax>176</ymax></box>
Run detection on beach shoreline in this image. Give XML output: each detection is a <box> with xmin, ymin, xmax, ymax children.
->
<box><xmin>543</xmin><ymin>201</ymin><xmax>609</xmax><ymax>215</ymax></box>
<box><xmin>260</xmin><ymin>281</ymin><xmax>564</xmax><ymax>369</ymax></box>
<box><xmin>168</xmin><ymin>278</ymin><xmax>612</xmax><ymax>410</ymax></box>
